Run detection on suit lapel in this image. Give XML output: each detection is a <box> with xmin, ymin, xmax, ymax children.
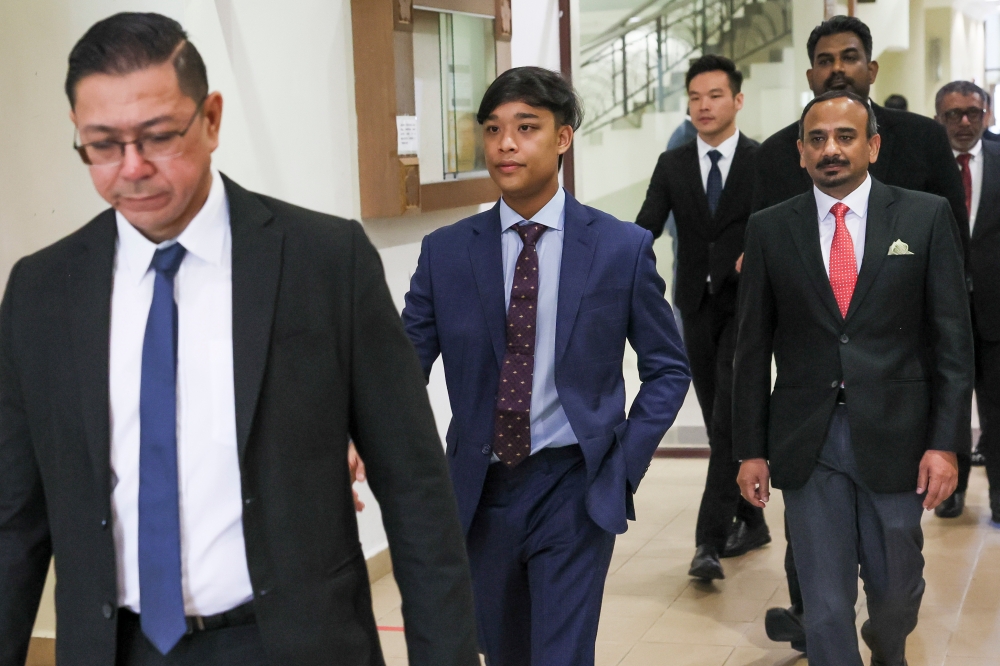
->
<box><xmin>869</xmin><ymin>105</ymin><xmax>895</xmax><ymax>183</ymax></box>
<box><xmin>681</xmin><ymin>143</ymin><xmax>713</xmax><ymax>225</ymax></box>
<box><xmin>226</xmin><ymin>175</ymin><xmax>284</xmax><ymax>462</ymax></box>
<box><xmin>845</xmin><ymin>180</ymin><xmax>896</xmax><ymax>322</ymax></box>
<box><xmin>974</xmin><ymin>143</ymin><xmax>1000</xmax><ymax>241</ymax></box>
<box><xmin>68</xmin><ymin>211</ymin><xmax>117</xmax><ymax>497</ymax></box>
<box><xmin>555</xmin><ymin>195</ymin><xmax>598</xmax><ymax>364</ymax></box>
<box><xmin>788</xmin><ymin>192</ymin><xmax>844</xmax><ymax>323</ymax></box>
<box><xmin>469</xmin><ymin>204</ymin><xmax>507</xmax><ymax>369</ymax></box>
<box><xmin>712</xmin><ymin>135</ymin><xmax>751</xmax><ymax>222</ymax></box>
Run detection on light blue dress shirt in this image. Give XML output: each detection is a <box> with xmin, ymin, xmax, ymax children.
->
<box><xmin>499</xmin><ymin>187</ymin><xmax>579</xmax><ymax>455</ymax></box>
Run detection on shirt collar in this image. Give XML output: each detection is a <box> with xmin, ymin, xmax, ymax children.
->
<box><xmin>814</xmin><ymin>173</ymin><xmax>873</xmax><ymax>222</ymax></box>
<box><xmin>696</xmin><ymin>129</ymin><xmax>741</xmax><ymax>161</ymax></box>
<box><xmin>499</xmin><ymin>187</ymin><xmax>566</xmax><ymax>232</ymax></box>
<box><xmin>953</xmin><ymin>139</ymin><xmax>983</xmax><ymax>160</ymax></box>
<box><xmin>115</xmin><ymin>167</ymin><xmax>230</xmax><ymax>284</ymax></box>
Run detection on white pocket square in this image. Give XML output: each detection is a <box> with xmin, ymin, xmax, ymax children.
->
<box><xmin>887</xmin><ymin>239</ymin><xmax>914</xmax><ymax>256</ymax></box>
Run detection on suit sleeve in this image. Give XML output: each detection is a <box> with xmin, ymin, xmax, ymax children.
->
<box><xmin>620</xmin><ymin>231</ymin><xmax>692</xmax><ymax>491</ymax></box>
<box><xmin>924</xmin><ymin>199</ymin><xmax>975</xmax><ymax>454</ymax></box>
<box><xmin>346</xmin><ymin>224</ymin><xmax>479</xmax><ymax>666</ymax></box>
<box><xmin>634</xmin><ymin>153</ymin><xmax>674</xmax><ymax>238</ymax></box>
<box><xmin>732</xmin><ymin>215</ymin><xmax>776</xmax><ymax>460</ymax></box>
<box><xmin>401</xmin><ymin>235</ymin><xmax>440</xmax><ymax>381</ymax></box>
<box><xmin>0</xmin><ymin>261</ymin><xmax>52</xmax><ymax>666</ymax></box>
<box><xmin>924</xmin><ymin>121</ymin><xmax>972</xmax><ymax>265</ymax></box>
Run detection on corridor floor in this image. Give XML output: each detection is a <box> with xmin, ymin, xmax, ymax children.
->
<box><xmin>372</xmin><ymin>458</ymin><xmax>1000</xmax><ymax>666</ymax></box>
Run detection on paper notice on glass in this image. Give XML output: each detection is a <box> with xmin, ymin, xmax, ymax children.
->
<box><xmin>396</xmin><ymin>115</ymin><xmax>419</xmax><ymax>155</ymax></box>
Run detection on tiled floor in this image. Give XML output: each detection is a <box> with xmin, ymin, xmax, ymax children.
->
<box><xmin>372</xmin><ymin>458</ymin><xmax>1000</xmax><ymax>666</ymax></box>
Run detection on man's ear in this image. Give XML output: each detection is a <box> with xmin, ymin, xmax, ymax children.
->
<box><xmin>735</xmin><ymin>92</ymin><xmax>745</xmax><ymax>112</ymax></box>
<box><xmin>557</xmin><ymin>124</ymin><xmax>574</xmax><ymax>155</ymax></box>
<box><xmin>868</xmin><ymin>60</ymin><xmax>879</xmax><ymax>85</ymax></box>
<box><xmin>797</xmin><ymin>139</ymin><xmax>806</xmax><ymax>169</ymax></box>
<box><xmin>868</xmin><ymin>132</ymin><xmax>882</xmax><ymax>165</ymax></box>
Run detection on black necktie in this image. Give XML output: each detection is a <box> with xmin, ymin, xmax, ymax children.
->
<box><xmin>706</xmin><ymin>149</ymin><xmax>723</xmax><ymax>215</ymax></box>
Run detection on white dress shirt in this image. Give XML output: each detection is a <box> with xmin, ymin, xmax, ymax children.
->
<box><xmin>696</xmin><ymin>129</ymin><xmax>741</xmax><ymax>190</ymax></box>
<box><xmin>954</xmin><ymin>139</ymin><xmax>983</xmax><ymax>234</ymax></box>
<box><xmin>110</xmin><ymin>168</ymin><xmax>254</xmax><ymax>616</ymax></box>
<box><xmin>814</xmin><ymin>174</ymin><xmax>872</xmax><ymax>275</ymax></box>
<box><xmin>498</xmin><ymin>188</ymin><xmax>578</xmax><ymax>456</ymax></box>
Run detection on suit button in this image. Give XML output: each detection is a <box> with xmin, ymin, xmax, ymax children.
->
<box><xmin>840</xmin><ymin>334</ymin><xmax>849</xmax><ymax>344</ymax></box>
<box><xmin>102</xmin><ymin>603</ymin><xmax>114</xmax><ymax>620</ymax></box>
<box><xmin>482</xmin><ymin>445</ymin><xmax>491</xmax><ymax>455</ymax></box>
<box><xmin>831</xmin><ymin>380</ymin><xmax>839</xmax><ymax>388</ymax></box>
<box><xmin>101</xmin><ymin>519</ymin><xmax>108</xmax><ymax>529</ymax></box>
<box><xmin>257</xmin><ymin>588</ymin><xmax>270</xmax><ymax>597</ymax></box>
<box><xmin>244</xmin><ymin>497</ymin><xmax>254</xmax><ymax>506</ymax></box>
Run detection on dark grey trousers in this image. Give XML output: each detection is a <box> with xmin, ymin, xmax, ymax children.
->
<box><xmin>783</xmin><ymin>406</ymin><xmax>925</xmax><ymax>666</ymax></box>
<box><xmin>115</xmin><ymin>609</ymin><xmax>270</xmax><ymax>666</ymax></box>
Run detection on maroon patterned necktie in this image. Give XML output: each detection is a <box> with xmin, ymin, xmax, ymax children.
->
<box><xmin>493</xmin><ymin>222</ymin><xmax>547</xmax><ymax>467</ymax></box>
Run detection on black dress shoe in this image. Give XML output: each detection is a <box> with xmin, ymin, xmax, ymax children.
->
<box><xmin>688</xmin><ymin>545</ymin><xmax>724</xmax><ymax>580</ymax></box>
<box><xmin>765</xmin><ymin>606</ymin><xmax>806</xmax><ymax>653</ymax></box>
<box><xmin>934</xmin><ymin>491</ymin><xmax>965</xmax><ymax>518</ymax></box>
<box><xmin>722</xmin><ymin>520</ymin><xmax>772</xmax><ymax>558</ymax></box>
<box><xmin>862</xmin><ymin>619</ymin><xmax>908</xmax><ymax>666</ymax></box>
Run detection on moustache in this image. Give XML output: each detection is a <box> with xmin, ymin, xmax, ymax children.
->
<box><xmin>824</xmin><ymin>74</ymin><xmax>856</xmax><ymax>92</ymax></box>
<box><xmin>816</xmin><ymin>157</ymin><xmax>851</xmax><ymax>169</ymax></box>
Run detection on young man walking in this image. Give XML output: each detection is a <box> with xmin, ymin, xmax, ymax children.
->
<box><xmin>402</xmin><ymin>67</ymin><xmax>691</xmax><ymax>666</ymax></box>
<box><xmin>636</xmin><ymin>55</ymin><xmax>769</xmax><ymax>581</ymax></box>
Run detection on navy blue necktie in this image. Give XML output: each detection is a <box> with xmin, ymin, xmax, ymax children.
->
<box><xmin>706</xmin><ymin>149</ymin><xmax>723</xmax><ymax>215</ymax></box>
<box><xmin>138</xmin><ymin>243</ymin><xmax>187</xmax><ymax>655</ymax></box>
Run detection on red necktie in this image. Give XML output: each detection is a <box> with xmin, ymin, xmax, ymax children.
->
<box><xmin>829</xmin><ymin>203</ymin><xmax>857</xmax><ymax>318</ymax></box>
<box><xmin>957</xmin><ymin>153</ymin><xmax>972</xmax><ymax>217</ymax></box>
<box><xmin>493</xmin><ymin>223</ymin><xmax>547</xmax><ymax>467</ymax></box>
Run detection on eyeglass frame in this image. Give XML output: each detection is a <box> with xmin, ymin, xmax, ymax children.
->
<box><xmin>940</xmin><ymin>106</ymin><xmax>986</xmax><ymax>125</ymax></box>
<box><xmin>72</xmin><ymin>97</ymin><xmax>207</xmax><ymax>167</ymax></box>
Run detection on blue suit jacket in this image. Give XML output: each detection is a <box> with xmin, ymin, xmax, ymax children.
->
<box><xmin>402</xmin><ymin>193</ymin><xmax>691</xmax><ymax>534</ymax></box>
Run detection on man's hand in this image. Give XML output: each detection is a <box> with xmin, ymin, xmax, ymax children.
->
<box><xmin>735</xmin><ymin>253</ymin><xmax>744</xmax><ymax>274</ymax></box>
<box><xmin>917</xmin><ymin>449</ymin><xmax>959</xmax><ymax>510</ymax></box>
<box><xmin>737</xmin><ymin>458</ymin><xmax>770</xmax><ymax>508</ymax></box>
<box><xmin>348</xmin><ymin>442</ymin><xmax>366</xmax><ymax>512</ymax></box>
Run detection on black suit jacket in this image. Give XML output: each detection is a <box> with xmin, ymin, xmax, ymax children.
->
<box><xmin>636</xmin><ymin>133</ymin><xmax>759</xmax><ymax>315</ymax></box>
<box><xmin>733</xmin><ymin>179</ymin><xmax>974</xmax><ymax>493</ymax></box>
<box><xmin>971</xmin><ymin>139</ymin><xmax>1000</xmax><ymax>340</ymax></box>
<box><xmin>0</xmin><ymin>176</ymin><xmax>478</xmax><ymax>666</ymax></box>
<box><xmin>752</xmin><ymin>103</ymin><xmax>971</xmax><ymax>262</ymax></box>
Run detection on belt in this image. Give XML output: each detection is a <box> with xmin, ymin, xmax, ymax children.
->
<box><xmin>120</xmin><ymin>600</ymin><xmax>256</xmax><ymax>635</ymax></box>
<box><xmin>836</xmin><ymin>387</ymin><xmax>847</xmax><ymax>404</ymax></box>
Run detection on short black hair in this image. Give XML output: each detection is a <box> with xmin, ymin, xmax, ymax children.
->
<box><xmin>685</xmin><ymin>54</ymin><xmax>743</xmax><ymax>95</ymax></box>
<box><xmin>66</xmin><ymin>12</ymin><xmax>208</xmax><ymax>108</ymax></box>
<box><xmin>807</xmin><ymin>16</ymin><xmax>873</xmax><ymax>65</ymax></box>
<box><xmin>799</xmin><ymin>90</ymin><xmax>878</xmax><ymax>141</ymax></box>
<box><xmin>935</xmin><ymin>80</ymin><xmax>988</xmax><ymax>114</ymax></box>
<box><xmin>883</xmin><ymin>94</ymin><xmax>908</xmax><ymax>111</ymax></box>
<box><xmin>476</xmin><ymin>66</ymin><xmax>583</xmax><ymax>130</ymax></box>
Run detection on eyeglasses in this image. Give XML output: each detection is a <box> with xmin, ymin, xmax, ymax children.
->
<box><xmin>941</xmin><ymin>107</ymin><xmax>985</xmax><ymax>125</ymax></box>
<box><xmin>73</xmin><ymin>99</ymin><xmax>206</xmax><ymax>167</ymax></box>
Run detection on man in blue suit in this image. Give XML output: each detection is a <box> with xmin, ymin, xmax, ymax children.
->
<box><xmin>402</xmin><ymin>67</ymin><xmax>691</xmax><ymax>666</ymax></box>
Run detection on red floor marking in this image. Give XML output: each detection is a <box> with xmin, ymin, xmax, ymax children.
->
<box><xmin>377</xmin><ymin>626</ymin><xmax>405</xmax><ymax>632</ymax></box>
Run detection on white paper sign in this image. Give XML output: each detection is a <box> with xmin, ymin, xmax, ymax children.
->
<box><xmin>396</xmin><ymin>115</ymin><xmax>419</xmax><ymax>155</ymax></box>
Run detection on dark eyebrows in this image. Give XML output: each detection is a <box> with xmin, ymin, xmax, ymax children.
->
<box><xmin>514</xmin><ymin>112</ymin><xmax>541</xmax><ymax>119</ymax></box>
<box><xmin>806</xmin><ymin>126</ymin><xmax>859</xmax><ymax>137</ymax></box>
<box><xmin>81</xmin><ymin>114</ymin><xmax>179</xmax><ymax>134</ymax></box>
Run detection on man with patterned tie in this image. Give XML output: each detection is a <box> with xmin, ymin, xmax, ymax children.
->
<box><xmin>0</xmin><ymin>13</ymin><xmax>479</xmax><ymax>666</ymax></box>
<box><xmin>734</xmin><ymin>90</ymin><xmax>973</xmax><ymax>666</ymax></box>
<box><xmin>934</xmin><ymin>80</ymin><xmax>1000</xmax><ymax>521</ymax></box>
<box><xmin>402</xmin><ymin>67</ymin><xmax>691</xmax><ymax>666</ymax></box>
<box><xmin>637</xmin><ymin>55</ymin><xmax>770</xmax><ymax>582</ymax></box>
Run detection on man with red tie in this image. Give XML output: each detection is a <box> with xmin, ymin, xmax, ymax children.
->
<box><xmin>934</xmin><ymin>80</ymin><xmax>1000</xmax><ymax>521</ymax></box>
<box><xmin>734</xmin><ymin>90</ymin><xmax>973</xmax><ymax>666</ymax></box>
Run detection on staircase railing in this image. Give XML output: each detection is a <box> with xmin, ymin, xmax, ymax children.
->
<box><xmin>579</xmin><ymin>0</ymin><xmax>791</xmax><ymax>134</ymax></box>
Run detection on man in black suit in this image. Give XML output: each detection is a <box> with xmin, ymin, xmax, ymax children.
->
<box><xmin>0</xmin><ymin>13</ymin><xmax>478</xmax><ymax>666</ymax></box>
<box><xmin>636</xmin><ymin>55</ymin><xmax>769</xmax><ymax>581</ymax></box>
<box><xmin>752</xmin><ymin>16</ymin><xmax>970</xmax><ymax>651</ymax></box>
<box><xmin>934</xmin><ymin>81</ymin><xmax>1000</xmax><ymax>520</ymax></box>
<box><xmin>735</xmin><ymin>91</ymin><xmax>972</xmax><ymax>666</ymax></box>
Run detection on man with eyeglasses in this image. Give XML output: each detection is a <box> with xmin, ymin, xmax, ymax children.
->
<box><xmin>0</xmin><ymin>12</ymin><xmax>479</xmax><ymax>666</ymax></box>
<box><xmin>933</xmin><ymin>81</ymin><xmax>1000</xmax><ymax>523</ymax></box>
